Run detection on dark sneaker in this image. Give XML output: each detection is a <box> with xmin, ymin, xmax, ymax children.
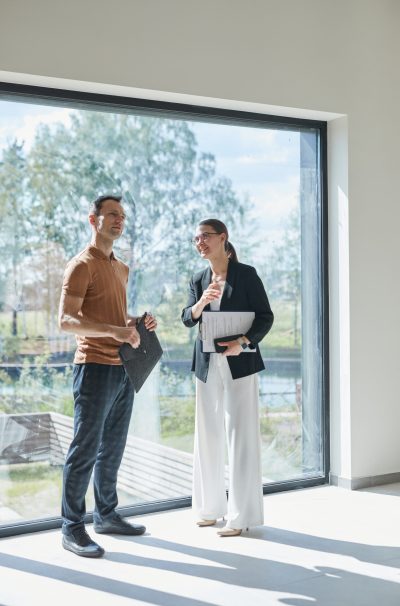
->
<box><xmin>62</xmin><ymin>527</ymin><xmax>105</xmax><ymax>558</ymax></box>
<box><xmin>94</xmin><ymin>515</ymin><xmax>146</xmax><ymax>536</ymax></box>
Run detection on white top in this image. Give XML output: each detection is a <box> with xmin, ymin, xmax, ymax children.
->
<box><xmin>209</xmin><ymin>280</ymin><xmax>225</xmax><ymax>311</ymax></box>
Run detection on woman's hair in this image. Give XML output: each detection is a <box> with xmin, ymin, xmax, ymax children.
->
<box><xmin>198</xmin><ymin>218</ymin><xmax>238</xmax><ymax>263</ymax></box>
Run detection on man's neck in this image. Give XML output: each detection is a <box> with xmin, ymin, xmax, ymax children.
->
<box><xmin>90</xmin><ymin>234</ymin><xmax>114</xmax><ymax>258</ymax></box>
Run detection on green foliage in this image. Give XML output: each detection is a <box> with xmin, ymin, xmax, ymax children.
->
<box><xmin>0</xmin><ymin>109</ymin><xmax>302</xmax><ymax>356</ymax></box>
<box><xmin>0</xmin><ymin>141</ymin><xmax>29</xmax><ymax>334</ymax></box>
<box><xmin>0</xmin><ymin>107</ymin><xmax>308</xmax><ymax>517</ymax></box>
<box><xmin>0</xmin><ymin>108</ymin><xmax>303</xmax><ymax>471</ymax></box>
<box><xmin>263</xmin><ymin>208</ymin><xmax>301</xmax><ymax>346</ymax></box>
<box><xmin>0</xmin><ymin>356</ymin><xmax>73</xmax><ymax>414</ymax></box>
<box><xmin>0</xmin><ymin>335</ymin><xmax>21</xmax><ymax>358</ymax></box>
<box><xmin>158</xmin><ymin>364</ymin><xmax>195</xmax><ymax>438</ymax></box>
<box><xmin>24</xmin><ymin>112</ymin><xmax>246</xmax><ymax>313</ymax></box>
<box><xmin>160</xmin><ymin>396</ymin><xmax>195</xmax><ymax>438</ymax></box>
<box><xmin>0</xmin><ymin>462</ymin><xmax>63</xmax><ymax>517</ymax></box>
<box><xmin>0</xmin><ymin>111</ymin><xmax>250</xmax><ymax>354</ymax></box>
<box><xmin>259</xmin><ymin>300</ymin><xmax>302</xmax><ymax>351</ymax></box>
<box><xmin>7</xmin><ymin>462</ymin><xmax>61</xmax><ymax>482</ymax></box>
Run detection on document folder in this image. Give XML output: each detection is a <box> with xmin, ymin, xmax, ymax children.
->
<box><xmin>119</xmin><ymin>316</ymin><xmax>163</xmax><ymax>393</ymax></box>
<box><xmin>201</xmin><ymin>311</ymin><xmax>255</xmax><ymax>353</ymax></box>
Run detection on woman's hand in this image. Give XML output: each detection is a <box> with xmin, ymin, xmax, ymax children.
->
<box><xmin>199</xmin><ymin>282</ymin><xmax>221</xmax><ymax>307</ymax></box>
<box><xmin>191</xmin><ymin>282</ymin><xmax>221</xmax><ymax>320</ymax></box>
<box><xmin>217</xmin><ymin>339</ymin><xmax>242</xmax><ymax>357</ymax></box>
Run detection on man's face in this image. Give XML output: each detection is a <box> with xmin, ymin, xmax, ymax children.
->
<box><xmin>91</xmin><ymin>199</ymin><xmax>126</xmax><ymax>241</ymax></box>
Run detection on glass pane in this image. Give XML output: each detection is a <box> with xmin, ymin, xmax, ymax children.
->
<box><xmin>0</xmin><ymin>99</ymin><xmax>324</xmax><ymax>527</ymax></box>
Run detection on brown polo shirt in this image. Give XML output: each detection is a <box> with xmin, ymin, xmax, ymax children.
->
<box><xmin>62</xmin><ymin>246</ymin><xmax>129</xmax><ymax>365</ymax></box>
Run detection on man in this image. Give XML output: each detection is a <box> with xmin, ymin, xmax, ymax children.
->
<box><xmin>59</xmin><ymin>194</ymin><xmax>156</xmax><ymax>558</ymax></box>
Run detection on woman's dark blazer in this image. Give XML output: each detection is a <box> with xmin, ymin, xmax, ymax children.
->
<box><xmin>181</xmin><ymin>259</ymin><xmax>274</xmax><ymax>383</ymax></box>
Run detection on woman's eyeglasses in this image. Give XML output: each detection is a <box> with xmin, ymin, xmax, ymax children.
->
<box><xmin>191</xmin><ymin>232</ymin><xmax>220</xmax><ymax>245</ymax></box>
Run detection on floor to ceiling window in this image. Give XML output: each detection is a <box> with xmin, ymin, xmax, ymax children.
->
<box><xmin>0</xmin><ymin>85</ymin><xmax>328</xmax><ymax>534</ymax></box>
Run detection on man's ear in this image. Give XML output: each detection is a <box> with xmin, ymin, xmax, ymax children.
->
<box><xmin>88</xmin><ymin>213</ymin><xmax>96</xmax><ymax>226</ymax></box>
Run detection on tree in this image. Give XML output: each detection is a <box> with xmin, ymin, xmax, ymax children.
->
<box><xmin>0</xmin><ymin>141</ymin><xmax>29</xmax><ymax>336</ymax></box>
<box><xmin>266</xmin><ymin>207</ymin><xmax>301</xmax><ymax>346</ymax></box>
<box><xmin>0</xmin><ymin>111</ymin><xmax>252</xmax><ymax>358</ymax></box>
<box><xmin>26</xmin><ymin>112</ymin><xmax>246</xmax><ymax>329</ymax></box>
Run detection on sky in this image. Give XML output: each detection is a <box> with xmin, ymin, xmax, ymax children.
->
<box><xmin>191</xmin><ymin>120</ymin><xmax>300</xmax><ymax>258</ymax></box>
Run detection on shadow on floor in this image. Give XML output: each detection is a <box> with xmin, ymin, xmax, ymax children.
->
<box><xmin>2</xmin><ymin>525</ymin><xmax>399</xmax><ymax>606</ymax></box>
<box><xmin>0</xmin><ymin>551</ymin><xmax>212</xmax><ymax>606</ymax></box>
<box><xmin>251</xmin><ymin>526</ymin><xmax>400</xmax><ymax>567</ymax></box>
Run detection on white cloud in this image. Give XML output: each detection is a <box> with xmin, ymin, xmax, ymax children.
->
<box><xmin>14</xmin><ymin>108</ymin><xmax>72</xmax><ymax>150</ymax></box>
<box><xmin>236</xmin><ymin>149</ymin><xmax>290</xmax><ymax>166</ymax></box>
<box><xmin>0</xmin><ymin>107</ymin><xmax>72</xmax><ymax>152</ymax></box>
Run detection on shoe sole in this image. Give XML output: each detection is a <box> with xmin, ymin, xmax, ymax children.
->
<box><xmin>62</xmin><ymin>538</ymin><xmax>105</xmax><ymax>558</ymax></box>
<box><xmin>217</xmin><ymin>529</ymin><xmax>243</xmax><ymax>537</ymax></box>
<box><xmin>94</xmin><ymin>528</ymin><xmax>146</xmax><ymax>536</ymax></box>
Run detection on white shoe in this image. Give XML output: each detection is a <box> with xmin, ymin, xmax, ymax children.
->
<box><xmin>217</xmin><ymin>527</ymin><xmax>247</xmax><ymax>537</ymax></box>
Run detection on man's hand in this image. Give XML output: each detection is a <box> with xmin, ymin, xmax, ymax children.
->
<box><xmin>143</xmin><ymin>313</ymin><xmax>157</xmax><ymax>331</ymax></box>
<box><xmin>128</xmin><ymin>314</ymin><xmax>157</xmax><ymax>332</ymax></box>
<box><xmin>112</xmin><ymin>326</ymin><xmax>141</xmax><ymax>348</ymax></box>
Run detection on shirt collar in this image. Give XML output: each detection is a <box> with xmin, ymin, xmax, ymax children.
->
<box><xmin>88</xmin><ymin>245</ymin><xmax>116</xmax><ymax>261</ymax></box>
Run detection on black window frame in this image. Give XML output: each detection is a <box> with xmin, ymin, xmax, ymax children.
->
<box><xmin>0</xmin><ymin>81</ymin><xmax>329</xmax><ymax>537</ymax></box>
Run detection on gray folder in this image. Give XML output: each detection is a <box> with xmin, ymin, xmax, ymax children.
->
<box><xmin>119</xmin><ymin>317</ymin><xmax>163</xmax><ymax>393</ymax></box>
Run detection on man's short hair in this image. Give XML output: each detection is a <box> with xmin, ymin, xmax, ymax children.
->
<box><xmin>90</xmin><ymin>194</ymin><xmax>122</xmax><ymax>216</ymax></box>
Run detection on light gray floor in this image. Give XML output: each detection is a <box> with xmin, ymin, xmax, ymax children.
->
<box><xmin>0</xmin><ymin>484</ymin><xmax>399</xmax><ymax>606</ymax></box>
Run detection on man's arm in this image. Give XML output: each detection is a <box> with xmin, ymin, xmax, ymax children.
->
<box><xmin>58</xmin><ymin>292</ymin><xmax>141</xmax><ymax>348</ymax></box>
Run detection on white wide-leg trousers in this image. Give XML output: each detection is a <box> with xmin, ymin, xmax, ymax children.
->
<box><xmin>193</xmin><ymin>354</ymin><xmax>264</xmax><ymax>530</ymax></box>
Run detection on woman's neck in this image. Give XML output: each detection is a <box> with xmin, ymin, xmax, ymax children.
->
<box><xmin>209</xmin><ymin>255</ymin><xmax>229</xmax><ymax>277</ymax></box>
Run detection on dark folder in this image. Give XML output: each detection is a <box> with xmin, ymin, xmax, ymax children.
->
<box><xmin>119</xmin><ymin>316</ymin><xmax>163</xmax><ymax>393</ymax></box>
<box><xmin>213</xmin><ymin>334</ymin><xmax>242</xmax><ymax>353</ymax></box>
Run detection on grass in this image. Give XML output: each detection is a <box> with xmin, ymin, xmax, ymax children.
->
<box><xmin>0</xmin><ymin>299</ymin><xmax>300</xmax><ymax>359</ymax></box>
<box><xmin>0</xmin><ymin>462</ymin><xmax>63</xmax><ymax>519</ymax></box>
<box><xmin>0</xmin><ymin>461</ymin><xmax>137</xmax><ymax>521</ymax></box>
<box><xmin>159</xmin><ymin>396</ymin><xmax>195</xmax><ymax>439</ymax></box>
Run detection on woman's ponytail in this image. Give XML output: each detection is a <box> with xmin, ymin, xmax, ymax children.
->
<box><xmin>225</xmin><ymin>241</ymin><xmax>238</xmax><ymax>263</ymax></box>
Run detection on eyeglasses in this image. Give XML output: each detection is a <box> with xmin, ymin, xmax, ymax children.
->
<box><xmin>191</xmin><ymin>232</ymin><xmax>220</xmax><ymax>245</ymax></box>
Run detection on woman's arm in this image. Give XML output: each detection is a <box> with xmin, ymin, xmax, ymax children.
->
<box><xmin>181</xmin><ymin>276</ymin><xmax>221</xmax><ymax>327</ymax></box>
<box><xmin>181</xmin><ymin>277</ymin><xmax>199</xmax><ymax>327</ymax></box>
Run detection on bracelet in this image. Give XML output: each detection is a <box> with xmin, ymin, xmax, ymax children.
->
<box><xmin>237</xmin><ymin>336</ymin><xmax>248</xmax><ymax>350</ymax></box>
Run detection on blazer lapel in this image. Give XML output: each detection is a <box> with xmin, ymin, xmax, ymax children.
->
<box><xmin>221</xmin><ymin>259</ymin><xmax>235</xmax><ymax>308</ymax></box>
<box><xmin>200</xmin><ymin>266</ymin><xmax>212</xmax><ymax>311</ymax></box>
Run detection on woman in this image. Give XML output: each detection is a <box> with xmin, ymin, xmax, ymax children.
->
<box><xmin>181</xmin><ymin>218</ymin><xmax>274</xmax><ymax>537</ymax></box>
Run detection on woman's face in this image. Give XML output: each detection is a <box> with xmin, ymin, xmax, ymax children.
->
<box><xmin>194</xmin><ymin>224</ymin><xmax>226</xmax><ymax>259</ymax></box>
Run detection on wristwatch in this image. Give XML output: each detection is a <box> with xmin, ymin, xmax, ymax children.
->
<box><xmin>237</xmin><ymin>336</ymin><xmax>248</xmax><ymax>350</ymax></box>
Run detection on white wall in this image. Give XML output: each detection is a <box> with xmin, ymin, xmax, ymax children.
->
<box><xmin>1</xmin><ymin>0</ymin><xmax>399</xmax><ymax>482</ymax></box>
